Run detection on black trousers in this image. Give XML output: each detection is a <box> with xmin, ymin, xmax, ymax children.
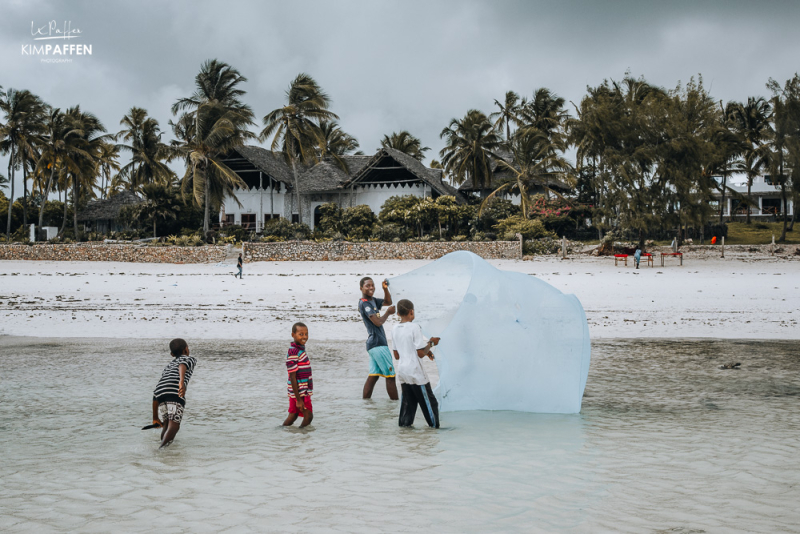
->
<box><xmin>399</xmin><ymin>382</ymin><xmax>440</xmax><ymax>428</ymax></box>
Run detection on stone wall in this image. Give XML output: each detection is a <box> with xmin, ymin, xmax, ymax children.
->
<box><xmin>244</xmin><ymin>240</ymin><xmax>521</xmax><ymax>261</ymax></box>
<box><xmin>0</xmin><ymin>244</ymin><xmax>229</xmax><ymax>263</ymax></box>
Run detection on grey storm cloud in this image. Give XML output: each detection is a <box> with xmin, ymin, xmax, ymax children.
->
<box><xmin>2</xmin><ymin>0</ymin><xmax>800</xmax><ymax>191</ymax></box>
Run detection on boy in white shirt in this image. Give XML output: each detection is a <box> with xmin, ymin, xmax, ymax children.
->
<box><xmin>391</xmin><ymin>299</ymin><xmax>441</xmax><ymax>428</ymax></box>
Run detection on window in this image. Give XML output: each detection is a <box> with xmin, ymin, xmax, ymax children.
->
<box><xmin>762</xmin><ymin>198</ymin><xmax>781</xmax><ymax>215</ymax></box>
<box><xmin>224</xmin><ymin>214</ymin><xmax>234</xmax><ymax>226</ymax></box>
<box><xmin>241</xmin><ymin>214</ymin><xmax>256</xmax><ymax>229</ymax></box>
<box><xmin>292</xmin><ymin>214</ymin><xmax>299</xmax><ymax>224</ymax></box>
<box><xmin>264</xmin><ymin>214</ymin><xmax>278</xmax><ymax>224</ymax></box>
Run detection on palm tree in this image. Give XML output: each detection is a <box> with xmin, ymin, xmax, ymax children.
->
<box><xmin>728</xmin><ymin>97</ymin><xmax>772</xmax><ymax>223</ymax></box>
<box><xmin>34</xmin><ymin>107</ymin><xmax>85</xmax><ymax>228</ymax></box>
<box><xmin>260</xmin><ymin>73</ymin><xmax>338</xmax><ymax>224</ymax></box>
<box><xmin>378</xmin><ymin>131</ymin><xmax>429</xmax><ymax>161</ymax></box>
<box><xmin>318</xmin><ymin>120</ymin><xmax>359</xmax><ymax>172</ymax></box>
<box><xmin>489</xmin><ymin>91</ymin><xmax>521</xmax><ymax>141</ymax></box>
<box><xmin>173</xmin><ymin>60</ymin><xmax>255</xmax><ymax>232</ymax></box>
<box><xmin>96</xmin><ymin>142</ymin><xmax>121</xmax><ymax>199</ymax></box>
<box><xmin>1</xmin><ymin>88</ymin><xmax>46</xmax><ymax>239</ymax></box>
<box><xmin>116</xmin><ymin>107</ymin><xmax>175</xmax><ymax>191</ymax></box>
<box><xmin>64</xmin><ymin>107</ymin><xmax>108</xmax><ymax>238</ymax></box>
<box><xmin>516</xmin><ymin>88</ymin><xmax>570</xmax><ymax>200</ymax></box>
<box><xmin>707</xmin><ymin>102</ymin><xmax>747</xmax><ymax>225</ymax></box>
<box><xmin>140</xmin><ymin>183</ymin><xmax>179</xmax><ymax>238</ymax></box>
<box><xmin>439</xmin><ymin>110</ymin><xmax>501</xmax><ymax>188</ymax></box>
<box><xmin>481</xmin><ymin>130</ymin><xmax>573</xmax><ymax>218</ymax></box>
<box><xmin>0</xmin><ymin>172</ymin><xmax>8</xmax><ymax>190</ymax></box>
<box><xmin>177</xmin><ymin>102</ymin><xmax>252</xmax><ymax>233</ymax></box>
<box><xmin>172</xmin><ymin>59</ymin><xmax>252</xmax><ymax>116</ymax></box>
<box><xmin>517</xmin><ymin>88</ymin><xmax>568</xmax><ymax>139</ymax></box>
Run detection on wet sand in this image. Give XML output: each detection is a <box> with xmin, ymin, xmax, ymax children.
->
<box><xmin>1</xmin><ymin>255</ymin><xmax>798</xmax><ymax>340</ymax></box>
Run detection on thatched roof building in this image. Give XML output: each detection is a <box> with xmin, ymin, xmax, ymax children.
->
<box><xmin>219</xmin><ymin>146</ymin><xmax>466</xmax><ymax>230</ymax></box>
<box><xmin>77</xmin><ymin>190</ymin><xmax>143</xmax><ymax>233</ymax></box>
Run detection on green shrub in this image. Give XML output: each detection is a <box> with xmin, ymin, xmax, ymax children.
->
<box><xmin>317</xmin><ymin>203</ymin><xmax>342</xmax><ymax>234</ymax></box>
<box><xmin>260</xmin><ymin>235</ymin><xmax>285</xmax><ymax>242</ymax></box>
<box><xmin>372</xmin><ymin>223</ymin><xmax>407</xmax><ymax>242</ymax></box>
<box><xmin>263</xmin><ymin>218</ymin><xmax>311</xmax><ymax>240</ymax></box>
<box><xmin>494</xmin><ymin>216</ymin><xmax>556</xmax><ymax>240</ymax></box>
<box><xmin>341</xmin><ymin>205</ymin><xmax>378</xmax><ymax>240</ymax></box>
<box><xmin>524</xmin><ymin>237</ymin><xmax>559</xmax><ymax>255</ymax></box>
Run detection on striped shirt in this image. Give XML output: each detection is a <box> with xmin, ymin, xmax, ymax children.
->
<box><xmin>286</xmin><ymin>342</ymin><xmax>313</xmax><ymax>398</ymax></box>
<box><xmin>153</xmin><ymin>355</ymin><xmax>197</xmax><ymax>406</ymax></box>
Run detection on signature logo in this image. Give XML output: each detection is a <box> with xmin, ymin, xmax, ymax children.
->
<box><xmin>30</xmin><ymin>20</ymin><xmax>82</xmax><ymax>40</ymax></box>
<box><xmin>22</xmin><ymin>21</ymin><xmax>92</xmax><ymax>61</ymax></box>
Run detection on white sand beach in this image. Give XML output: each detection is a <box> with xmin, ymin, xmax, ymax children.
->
<box><xmin>1</xmin><ymin>253</ymin><xmax>798</xmax><ymax>341</ymax></box>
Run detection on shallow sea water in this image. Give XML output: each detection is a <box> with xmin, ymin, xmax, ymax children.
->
<box><xmin>1</xmin><ymin>337</ymin><xmax>798</xmax><ymax>533</ymax></box>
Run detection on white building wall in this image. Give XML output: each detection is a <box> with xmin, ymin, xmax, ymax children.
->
<box><xmin>344</xmin><ymin>183</ymin><xmax>430</xmax><ymax>213</ymax></box>
<box><xmin>221</xmin><ymin>186</ymin><xmax>286</xmax><ymax>230</ymax></box>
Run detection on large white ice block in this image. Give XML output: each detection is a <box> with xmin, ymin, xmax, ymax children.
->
<box><xmin>389</xmin><ymin>251</ymin><xmax>590</xmax><ymax>413</ymax></box>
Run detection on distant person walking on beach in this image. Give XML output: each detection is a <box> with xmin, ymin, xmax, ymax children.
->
<box><xmin>392</xmin><ymin>299</ymin><xmax>440</xmax><ymax>428</ymax></box>
<box><xmin>152</xmin><ymin>338</ymin><xmax>197</xmax><ymax>448</ymax></box>
<box><xmin>634</xmin><ymin>248</ymin><xmax>642</xmax><ymax>269</ymax></box>
<box><xmin>358</xmin><ymin>277</ymin><xmax>398</xmax><ymax>400</ymax></box>
<box><xmin>283</xmin><ymin>322</ymin><xmax>313</xmax><ymax>427</ymax></box>
<box><xmin>235</xmin><ymin>253</ymin><xmax>243</xmax><ymax>279</ymax></box>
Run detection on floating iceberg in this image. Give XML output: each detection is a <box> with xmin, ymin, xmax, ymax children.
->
<box><xmin>389</xmin><ymin>251</ymin><xmax>590</xmax><ymax>413</ymax></box>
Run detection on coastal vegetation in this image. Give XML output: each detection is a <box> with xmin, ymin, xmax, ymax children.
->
<box><xmin>2</xmin><ymin>63</ymin><xmax>800</xmax><ymax>246</ymax></box>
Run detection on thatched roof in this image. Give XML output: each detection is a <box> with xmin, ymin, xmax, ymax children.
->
<box><xmin>342</xmin><ymin>148</ymin><xmax>466</xmax><ymax>203</ymax></box>
<box><xmin>229</xmin><ymin>145</ymin><xmax>466</xmax><ymax>202</ymax></box>
<box><xmin>297</xmin><ymin>155</ymin><xmax>372</xmax><ymax>193</ymax></box>
<box><xmin>77</xmin><ymin>190</ymin><xmax>143</xmax><ymax>221</ymax></box>
<box><xmin>233</xmin><ymin>146</ymin><xmax>295</xmax><ymax>186</ymax></box>
<box><xmin>458</xmin><ymin>166</ymin><xmax>570</xmax><ymax>193</ymax></box>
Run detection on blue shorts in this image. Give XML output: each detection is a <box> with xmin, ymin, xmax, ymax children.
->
<box><xmin>368</xmin><ymin>346</ymin><xmax>395</xmax><ymax>378</ymax></box>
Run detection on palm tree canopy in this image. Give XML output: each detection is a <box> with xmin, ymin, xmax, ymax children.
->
<box><xmin>116</xmin><ymin>107</ymin><xmax>176</xmax><ymax>190</ymax></box>
<box><xmin>489</xmin><ymin>90</ymin><xmax>521</xmax><ymax>140</ymax></box>
<box><xmin>172</xmin><ymin>59</ymin><xmax>252</xmax><ymax>116</ymax></box>
<box><xmin>439</xmin><ymin>109</ymin><xmax>502</xmax><ymax>188</ymax></box>
<box><xmin>319</xmin><ymin>120</ymin><xmax>359</xmax><ymax>156</ymax></box>
<box><xmin>177</xmin><ymin>101</ymin><xmax>252</xmax><ymax>211</ymax></box>
<box><xmin>260</xmin><ymin>73</ymin><xmax>339</xmax><ymax>165</ymax></box>
<box><xmin>378</xmin><ymin>131</ymin><xmax>430</xmax><ymax>161</ymax></box>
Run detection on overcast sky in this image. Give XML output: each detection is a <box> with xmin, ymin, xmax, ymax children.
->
<box><xmin>2</xmin><ymin>0</ymin><xmax>799</xmax><ymax>195</ymax></box>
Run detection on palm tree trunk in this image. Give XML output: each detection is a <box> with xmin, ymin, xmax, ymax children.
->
<box><xmin>73</xmin><ymin>174</ymin><xmax>80</xmax><ymax>239</ymax></box>
<box><xmin>154</xmin><ymin>220</ymin><xmax>157</xmax><ymax>239</ymax></box>
<box><xmin>5</xmin><ymin>146</ymin><xmax>15</xmax><ymax>240</ymax></box>
<box><xmin>291</xmin><ymin>159</ymin><xmax>302</xmax><ymax>224</ymax></box>
<box><xmin>746</xmin><ymin>176</ymin><xmax>752</xmax><ymax>224</ymax></box>
<box><xmin>60</xmin><ymin>183</ymin><xmax>68</xmax><ymax>235</ymax></box>
<box><xmin>203</xmin><ymin>171</ymin><xmax>210</xmax><ymax>235</ymax></box>
<box><xmin>22</xmin><ymin>161</ymin><xmax>28</xmax><ymax>227</ymax></box>
<box><xmin>780</xmin><ymin>158</ymin><xmax>787</xmax><ymax>243</ymax></box>
<box><xmin>39</xmin><ymin>162</ymin><xmax>56</xmax><ymax>228</ymax></box>
<box><xmin>780</xmin><ymin>183</ymin><xmax>787</xmax><ymax>242</ymax></box>
<box><xmin>719</xmin><ymin>175</ymin><xmax>726</xmax><ymax>225</ymax></box>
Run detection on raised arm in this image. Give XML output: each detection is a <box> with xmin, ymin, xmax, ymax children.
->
<box><xmin>382</xmin><ymin>279</ymin><xmax>392</xmax><ymax>306</ymax></box>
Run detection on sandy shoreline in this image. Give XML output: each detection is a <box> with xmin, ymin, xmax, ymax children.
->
<box><xmin>1</xmin><ymin>255</ymin><xmax>798</xmax><ymax>341</ymax></box>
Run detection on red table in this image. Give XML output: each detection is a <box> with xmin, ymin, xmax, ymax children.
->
<box><xmin>660</xmin><ymin>252</ymin><xmax>683</xmax><ymax>266</ymax></box>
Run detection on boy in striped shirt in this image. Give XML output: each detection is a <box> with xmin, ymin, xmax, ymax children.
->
<box><xmin>283</xmin><ymin>322</ymin><xmax>314</xmax><ymax>427</ymax></box>
<box><xmin>151</xmin><ymin>338</ymin><xmax>197</xmax><ymax>448</ymax></box>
